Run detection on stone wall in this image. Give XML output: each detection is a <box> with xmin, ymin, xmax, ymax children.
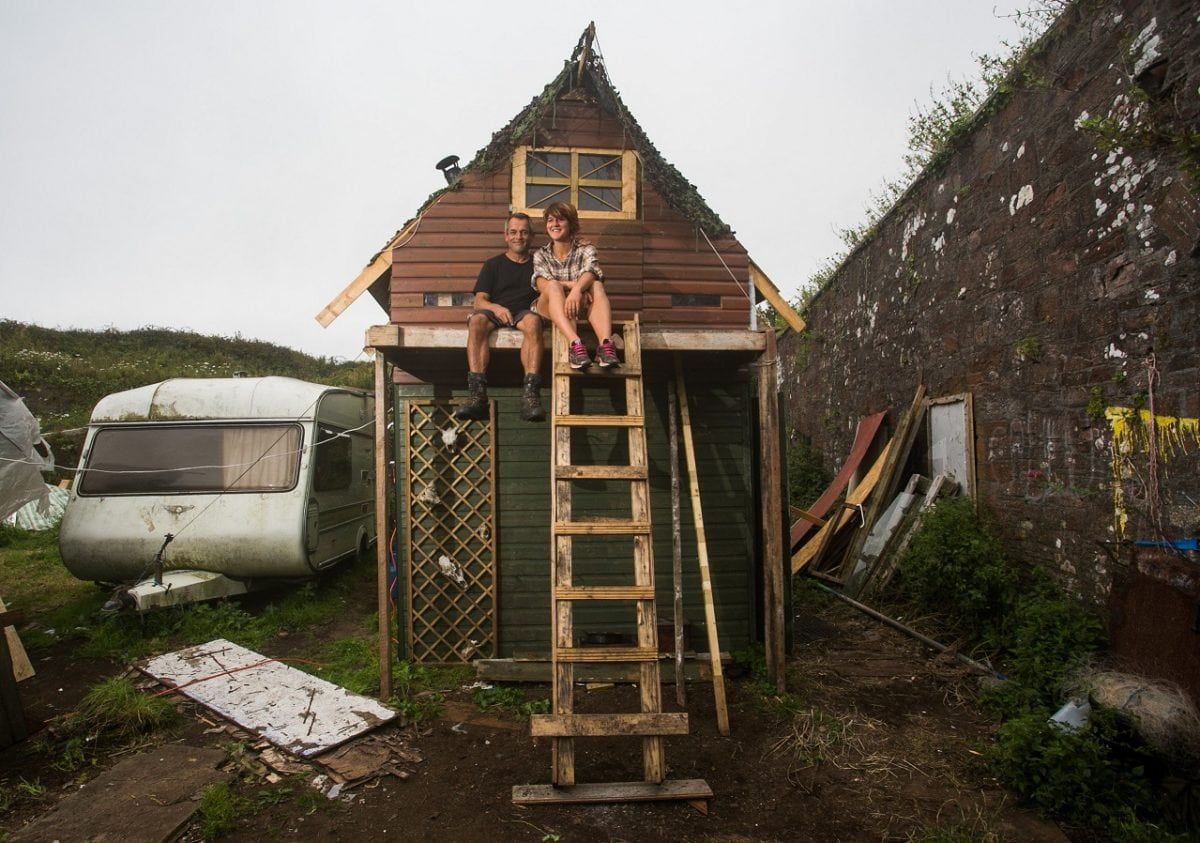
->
<box><xmin>780</xmin><ymin>0</ymin><xmax>1200</xmax><ymax>605</ymax></box>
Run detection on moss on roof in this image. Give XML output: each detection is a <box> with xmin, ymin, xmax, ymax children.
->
<box><xmin>464</xmin><ymin>24</ymin><xmax>731</xmax><ymax>237</ymax></box>
<box><xmin>368</xmin><ymin>25</ymin><xmax>730</xmax><ymax>269</ymax></box>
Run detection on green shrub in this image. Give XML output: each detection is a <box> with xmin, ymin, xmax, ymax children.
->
<box><xmin>989</xmin><ymin>708</ymin><xmax>1155</xmax><ymax>828</ymax></box>
<box><xmin>786</xmin><ymin>432</ymin><xmax>832</xmax><ymax>511</ymax></box>
<box><xmin>1007</xmin><ymin>585</ymin><xmax>1106</xmax><ymax>705</ymax></box>
<box><xmin>896</xmin><ymin>498</ymin><xmax>1018</xmax><ymax>648</ymax></box>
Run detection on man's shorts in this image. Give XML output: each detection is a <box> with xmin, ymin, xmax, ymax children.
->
<box><xmin>469</xmin><ymin>308</ymin><xmax>541</xmax><ymax>329</ymax></box>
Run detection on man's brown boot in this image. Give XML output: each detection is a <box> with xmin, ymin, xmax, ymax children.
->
<box><xmin>520</xmin><ymin>373</ymin><xmax>545</xmax><ymax>422</ymax></box>
<box><xmin>454</xmin><ymin>372</ymin><xmax>489</xmax><ymax>420</ymax></box>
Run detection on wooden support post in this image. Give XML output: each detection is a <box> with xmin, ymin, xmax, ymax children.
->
<box><xmin>374</xmin><ymin>350</ymin><xmax>392</xmax><ymax>701</ymax></box>
<box><xmin>758</xmin><ymin>331</ymin><xmax>786</xmax><ymax>694</ymax></box>
<box><xmin>673</xmin><ymin>355</ymin><xmax>730</xmax><ymax>736</ymax></box>
<box><xmin>667</xmin><ymin>379</ymin><xmax>687</xmax><ymax>707</ymax></box>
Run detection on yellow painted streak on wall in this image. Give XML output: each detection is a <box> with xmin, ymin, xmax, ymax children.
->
<box><xmin>1105</xmin><ymin>407</ymin><xmax>1200</xmax><ymax>538</ymax></box>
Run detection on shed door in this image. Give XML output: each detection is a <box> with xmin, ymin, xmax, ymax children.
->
<box><xmin>405</xmin><ymin>400</ymin><xmax>497</xmax><ymax>663</ymax></box>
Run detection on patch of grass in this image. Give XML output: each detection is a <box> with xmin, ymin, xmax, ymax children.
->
<box><xmin>56</xmin><ymin>676</ymin><xmax>178</xmax><ymax>743</ymax></box>
<box><xmin>15</xmin><ymin>778</ymin><xmax>46</xmax><ymax>798</ymax></box>
<box><xmin>76</xmin><ymin>600</ymin><xmax>272</xmax><ymax>663</ymax></box>
<box><xmin>732</xmin><ymin>645</ymin><xmax>806</xmax><ymax>715</ymax></box>
<box><xmin>196</xmin><ymin>782</ymin><xmax>254</xmax><ymax>840</ymax></box>
<box><xmin>311</xmin><ymin>637</ymin><xmax>380</xmax><ymax>696</ymax></box>
<box><xmin>0</xmin><ymin>524</ymin><xmax>102</xmax><ymax>649</ymax></box>
<box><xmin>472</xmin><ymin>684</ymin><xmax>550</xmax><ymax>719</ymax></box>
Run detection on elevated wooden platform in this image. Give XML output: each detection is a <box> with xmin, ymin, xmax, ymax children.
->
<box><xmin>365</xmin><ymin>324</ymin><xmax>767</xmax><ymax>384</ymax></box>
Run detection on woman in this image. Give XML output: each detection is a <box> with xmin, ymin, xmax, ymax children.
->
<box><xmin>532</xmin><ymin>202</ymin><xmax>621</xmax><ymax>369</ymax></box>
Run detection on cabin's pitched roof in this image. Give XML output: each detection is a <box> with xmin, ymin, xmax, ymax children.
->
<box><xmin>317</xmin><ymin>25</ymin><xmax>810</xmax><ymax>332</ymax></box>
<box><xmin>371</xmin><ymin>24</ymin><xmax>728</xmax><ymax>264</ymax></box>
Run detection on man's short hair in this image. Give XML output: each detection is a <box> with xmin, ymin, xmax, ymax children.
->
<box><xmin>543</xmin><ymin>202</ymin><xmax>580</xmax><ymax>238</ymax></box>
<box><xmin>506</xmin><ymin>212</ymin><xmax>532</xmax><ymax>228</ymax></box>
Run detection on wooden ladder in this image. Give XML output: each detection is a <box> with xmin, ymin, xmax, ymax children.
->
<box><xmin>514</xmin><ymin>316</ymin><xmax>711</xmax><ymax>806</ymax></box>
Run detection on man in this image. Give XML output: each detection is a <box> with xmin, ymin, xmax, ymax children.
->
<box><xmin>454</xmin><ymin>213</ymin><xmax>545</xmax><ymax>422</ymax></box>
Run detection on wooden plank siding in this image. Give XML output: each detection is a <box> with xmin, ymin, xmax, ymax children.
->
<box><xmin>389</xmin><ymin>96</ymin><xmax>752</xmax><ymax>330</ymax></box>
<box><xmin>393</xmin><ymin>376</ymin><xmax>757</xmax><ymax>660</ymax></box>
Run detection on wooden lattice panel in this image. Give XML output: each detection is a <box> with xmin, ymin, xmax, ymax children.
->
<box><xmin>405</xmin><ymin>400</ymin><xmax>497</xmax><ymax>663</ymax></box>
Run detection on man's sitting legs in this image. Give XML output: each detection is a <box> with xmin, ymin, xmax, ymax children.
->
<box><xmin>455</xmin><ymin>311</ymin><xmax>498</xmax><ymax>421</ymax></box>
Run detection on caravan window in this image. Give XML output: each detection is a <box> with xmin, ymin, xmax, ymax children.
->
<box><xmin>79</xmin><ymin>424</ymin><xmax>302</xmax><ymax>495</ymax></box>
<box><xmin>312</xmin><ymin>427</ymin><xmax>352</xmax><ymax>492</ymax></box>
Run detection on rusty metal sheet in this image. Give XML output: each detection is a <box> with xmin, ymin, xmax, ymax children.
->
<box><xmin>143</xmin><ymin>639</ymin><xmax>395</xmax><ymax>757</ymax></box>
<box><xmin>1108</xmin><ymin>548</ymin><xmax>1200</xmax><ymax>706</ymax></box>
<box><xmin>790</xmin><ymin>411</ymin><xmax>887</xmax><ymax>552</ymax></box>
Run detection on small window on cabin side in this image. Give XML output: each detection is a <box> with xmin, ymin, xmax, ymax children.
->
<box><xmin>512</xmin><ymin>147</ymin><xmax>637</xmax><ymax>220</ymax></box>
<box><xmin>313</xmin><ymin>427</ymin><xmax>352</xmax><ymax>492</ymax></box>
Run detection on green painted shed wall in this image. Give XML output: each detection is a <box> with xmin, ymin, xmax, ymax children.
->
<box><xmin>394</xmin><ymin>376</ymin><xmax>759</xmax><ymax>659</ymax></box>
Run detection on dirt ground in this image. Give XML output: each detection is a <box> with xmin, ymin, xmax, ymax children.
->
<box><xmin>1</xmin><ymin>587</ymin><xmax>1073</xmax><ymax>842</ymax></box>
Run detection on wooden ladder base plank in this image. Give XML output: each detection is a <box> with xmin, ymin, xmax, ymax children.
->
<box><xmin>555</xmin><ymin>646</ymin><xmax>660</xmax><ymax>663</ymax></box>
<box><xmin>530</xmin><ymin>712</ymin><xmax>689</xmax><ymax>737</ymax></box>
<box><xmin>555</xmin><ymin>465</ymin><xmax>647</xmax><ymax>480</ymax></box>
<box><xmin>555</xmin><ymin>586</ymin><xmax>654</xmax><ymax>601</ymax></box>
<box><xmin>512</xmin><ymin>779</ymin><xmax>713</xmax><ymax>805</ymax></box>
<box><xmin>554</xmin><ymin>414</ymin><xmax>643</xmax><ymax>428</ymax></box>
<box><xmin>553</xmin><ymin>520</ymin><xmax>650</xmax><ymax>536</ymax></box>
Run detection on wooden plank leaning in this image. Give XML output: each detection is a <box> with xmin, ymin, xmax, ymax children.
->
<box><xmin>673</xmin><ymin>354</ymin><xmax>730</xmax><ymax>736</ymax></box>
<box><xmin>759</xmin><ymin>330</ymin><xmax>786</xmax><ymax>693</ymax></box>
<box><xmin>838</xmin><ymin>385</ymin><xmax>927</xmax><ymax>587</ymax></box>
<box><xmin>374</xmin><ymin>350</ymin><xmax>392</xmax><ymax>701</ymax></box>
<box><xmin>668</xmin><ymin>378</ymin><xmax>687</xmax><ymax>706</ymax></box>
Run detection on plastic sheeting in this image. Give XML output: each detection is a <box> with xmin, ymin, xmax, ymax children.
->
<box><xmin>0</xmin><ymin>380</ymin><xmax>55</xmax><ymax>523</ymax></box>
<box><xmin>4</xmin><ymin>484</ymin><xmax>69</xmax><ymax>531</ymax></box>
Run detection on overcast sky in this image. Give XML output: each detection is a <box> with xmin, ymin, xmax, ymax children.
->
<box><xmin>1</xmin><ymin>1</ymin><xmax>1028</xmax><ymax>360</ymax></box>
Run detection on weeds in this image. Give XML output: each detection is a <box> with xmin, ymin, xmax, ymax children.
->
<box><xmin>56</xmin><ymin>676</ymin><xmax>178</xmax><ymax>743</ymax></box>
<box><xmin>472</xmin><ymin>684</ymin><xmax>550</xmax><ymax>719</ymax></box>
<box><xmin>196</xmin><ymin>782</ymin><xmax>254</xmax><ymax>840</ymax></box>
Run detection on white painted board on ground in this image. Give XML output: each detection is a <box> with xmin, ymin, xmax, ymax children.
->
<box><xmin>142</xmin><ymin>638</ymin><xmax>396</xmax><ymax>757</ymax></box>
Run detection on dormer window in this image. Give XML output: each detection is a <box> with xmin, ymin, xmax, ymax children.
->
<box><xmin>511</xmin><ymin>146</ymin><xmax>637</xmax><ymax>220</ymax></box>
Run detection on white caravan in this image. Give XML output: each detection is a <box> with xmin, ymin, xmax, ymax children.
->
<box><xmin>59</xmin><ymin>377</ymin><xmax>375</xmax><ymax>608</ymax></box>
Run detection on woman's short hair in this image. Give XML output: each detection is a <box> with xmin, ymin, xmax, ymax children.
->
<box><xmin>543</xmin><ymin>202</ymin><xmax>580</xmax><ymax>238</ymax></box>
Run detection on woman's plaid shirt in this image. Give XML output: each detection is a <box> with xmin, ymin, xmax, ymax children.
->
<box><xmin>531</xmin><ymin>240</ymin><xmax>604</xmax><ymax>289</ymax></box>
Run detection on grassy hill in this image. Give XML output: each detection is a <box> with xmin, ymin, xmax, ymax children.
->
<box><xmin>1</xmin><ymin>320</ymin><xmax>373</xmax><ymax>434</ymax></box>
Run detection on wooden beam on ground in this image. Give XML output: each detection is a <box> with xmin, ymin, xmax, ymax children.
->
<box><xmin>373</xmin><ymin>350</ymin><xmax>392</xmax><ymax>701</ymax></box>
<box><xmin>674</xmin><ymin>354</ymin><xmax>730</xmax><ymax>736</ymax></box>
<box><xmin>758</xmin><ymin>331</ymin><xmax>786</xmax><ymax>693</ymax></box>
<box><xmin>748</xmin><ymin>259</ymin><xmax>805</xmax><ymax>332</ymax></box>
<box><xmin>791</xmin><ymin>441</ymin><xmax>893</xmax><ymax>574</ymax></box>
<box><xmin>667</xmin><ymin>379</ymin><xmax>686</xmax><ymax>707</ymax></box>
<box><xmin>512</xmin><ymin>779</ymin><xmax>713</xmax><ymax>806</ymax></box>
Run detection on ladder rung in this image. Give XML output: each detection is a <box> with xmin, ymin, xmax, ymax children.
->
<box><xmin>555</xmin><ymin>585</ymin><xmax>655</xmax><ymax>601</ymax></box>
<box><xmin>556</xmin><ymin>465</ymin><xmax>647</xmax><ymax>480</ymax></box>
<box><xmin>556</xmin><ymin>646</ymin><xmax>660</xmax><ymax>663</ymax></box>
<box><xmin>530</xmin><ymin>712</ymin><xmax>689</xmax><ymax>737</ymax></box>
<box><xmin>555</xmin><ymin>415</ymin><xmax>642</xmax><ymax>428</ymax></box>
<box><xmin>553</xmin><ymin>365</ymin><xmax>642</xmax><ymax>378</ymax></box>
<box><xmin>553</xmin><ymin>520</ymin><xmax>650</xmax><ymax>535</ymax></box>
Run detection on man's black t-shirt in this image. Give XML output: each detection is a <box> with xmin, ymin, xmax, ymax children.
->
<box><xmin>473</xmin><ymin>254</ymin><xmax>535</xmax><ymax>313</ymax></box>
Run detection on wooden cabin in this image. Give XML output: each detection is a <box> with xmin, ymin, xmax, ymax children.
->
<box><xmin>318</xmin><ymin>26</ymin><xmax>799</xmax><ymax>688</ymax></box>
